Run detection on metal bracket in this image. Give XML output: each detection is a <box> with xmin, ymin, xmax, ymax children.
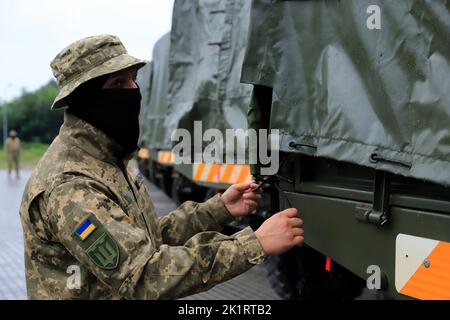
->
<box><xmin>355</xmin><ymin>171</ymin><xmax>391</xmax><ymax>226</ymax></box>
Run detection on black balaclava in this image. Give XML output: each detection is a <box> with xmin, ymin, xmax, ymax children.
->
<box><xmin>67</xmin><ymin>75</ymin><xmax>142</xmax><ymax>157</ymax></box>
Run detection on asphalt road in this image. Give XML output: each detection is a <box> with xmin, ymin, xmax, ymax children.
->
<box><xmin>0</xmin><ymin>169</ymin><xmax>281</xmax><ymax>300</ymax></box>
<box><xmin>0</xmin><ymin>169</ymin><xmax>30</xmax><ymax>300</ymax></box>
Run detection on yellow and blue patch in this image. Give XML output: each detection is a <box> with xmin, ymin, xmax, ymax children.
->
<box><xmin>76</xmin><ymin>219</ymin><xmax>96</xmax><ymax>241</ymax></box>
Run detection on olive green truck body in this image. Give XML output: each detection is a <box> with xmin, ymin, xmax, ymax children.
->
<box><xmin>243</xmin><ymin>0</ymin><xmax>450</xmax><ymax>300</ymax></box>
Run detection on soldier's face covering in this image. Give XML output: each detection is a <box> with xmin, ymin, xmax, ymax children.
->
<box><xmin>68</xmin><ymin>76</ymin><xmax>142</xmax><ymax>157</ymax></box>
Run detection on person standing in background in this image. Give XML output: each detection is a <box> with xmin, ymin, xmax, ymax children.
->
<box><xmin>4</xmin><ymin>130</ymin><xmax>21</xmax><ymax>178</ymax></box>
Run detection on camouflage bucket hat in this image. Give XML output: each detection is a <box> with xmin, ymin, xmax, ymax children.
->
<box><xmin>50</xmin><ymin>34</ymin><xmax>147</xmax><ymax>109</ymax></box>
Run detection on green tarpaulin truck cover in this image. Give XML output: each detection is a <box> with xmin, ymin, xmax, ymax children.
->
<box><xmin>167</xmin><ymin>0</ymin><xmax>252</xmax><ymax>158</ymax></box>
<box><xmin>241</xmin><ymin>0</ymin><xmax>450</xmax><ymax>187</ymax></box>
<box><xmin>138</xmin><ymin>32</ymin><xmax>171</xmax><ymax>150</ymax></box>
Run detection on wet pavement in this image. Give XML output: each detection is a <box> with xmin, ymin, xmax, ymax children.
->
<box><xmin>0</xmin><ymin>169</ymin><xmax>31</xmax><ymax>300</ymax></box>
<box><xmin>0</xmin><ymin>169</ymin><xmax>280</xmax><ymax>300</ymax></box>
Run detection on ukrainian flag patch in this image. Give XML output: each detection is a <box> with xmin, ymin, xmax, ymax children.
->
<box><xmin>76</xmin><ymin>219</ymin><xmax>96</xmax><ymax>241</ymax></box>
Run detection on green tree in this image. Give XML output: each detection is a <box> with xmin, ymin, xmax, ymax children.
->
<box><xmin>0</xmin><ymin>80</ymin><xmax>63</xmax><ymax>144</ymax></box>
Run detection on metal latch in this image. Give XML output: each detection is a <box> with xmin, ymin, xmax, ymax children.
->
<box><xmin>355</xmin><ymin>204</ymin><xmax>389</xmax><ymax>226</ymax></box>
<box><xmin>355</xmin><ymin>171</ymin><xmax>391</xmax><ymax>226</ymax></box>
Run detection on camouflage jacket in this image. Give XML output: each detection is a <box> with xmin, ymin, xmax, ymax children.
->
<box><xmin>4</xmin><ymin>137</ymin><xmax>21</xmax><ymax>156</ymax></box>
<box><xmin>19</xmin><ymin>113</ymin><xmax>266</xmax><ymax>300</ymax></box>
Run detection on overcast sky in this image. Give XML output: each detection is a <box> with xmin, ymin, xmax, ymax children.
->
<box><xmin>0</xmin><ymin>0</ymin><xmax>174</xmax><ymax>103</ymax></box>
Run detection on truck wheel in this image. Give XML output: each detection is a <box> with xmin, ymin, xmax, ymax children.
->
<box><xmin>265</xmin><ymin>248</ymin><xmax>303</xmax><ymax>299</ymax></box>
<box><xmin>265</xmin><ymin>246</ymin><xmax>365</xmax><ymax>300</ymax></box>
<box><xmin>147</xmin><ymin>161</ymin><xmax>157</xmax><ymax>183</ymax></box>
<box><xmin>171</xmin><ymin>177</ymin><xmax>189</xmax><ymax>205</ymax></box>
<box><xmin>160</xmin><ymin>168</ymin><xmax>173</xmax><ymax>197</ymax></box>
<box><xmin>137</xmin><ymin>159</ymin><xmax>150</xmax><ymax>179</ymax></box>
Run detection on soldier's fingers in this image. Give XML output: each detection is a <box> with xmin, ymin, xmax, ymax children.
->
<box><xmin>233</xmin><ymin>181</ymin><xmax>253</xmax><ymax>193</ymax></box>
<box><xmin>249</xmin><ymin>182</ymin><xmax>260</xmax><ymax>191</ymax></box>
<box><xmin>290</xmin><ymin>217</ymin><xmax>303</xmax><ymax>228</ymax></box>
<box><xmin>291</xmin><ymin>227</ymin><xmax>304</xmax><ymax>237</ymax></box>
<box><xmin>282</xmin><ymin>208</ymin><xmax>298</xmax><ymax>218</ymax></box>
<box><xmin>243</xmin><ymin>192</ymin><xmax>262</xmax><ymax>201</ymax></box>
<box><xmin>244</xmin><ymin>199</ymin><xmax>258</xmax><ymax>209</ymax></box>
<box><xmin>292</xmin><ymin>236</ymin><xmax>304</xmax><ymax>247</ymax></box>
<box><xmin>251</xmin><ymin>183</ymin><xmax>263</xmax><ymax>194</ymax></box>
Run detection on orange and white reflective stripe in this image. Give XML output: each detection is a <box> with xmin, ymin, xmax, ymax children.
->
<box><xmin>157</xmin><ymin>151</ymin><xmax>174</xmax><ymax>164</ymax></box>
<box><xmin>396</xmin><ymin>234</ymin><xmax>450</xmax><ymax>300</ymax></box>
<box><xmin>192</xmin><ymin>163</ymin><xmax>251</xmax><ymax>185</ymax></box>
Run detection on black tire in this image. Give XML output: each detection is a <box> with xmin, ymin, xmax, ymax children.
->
<box><xmin>147</xmin><ymin>161</ymin><xmax>157</xmax><ymax>183</ymax></box>
<box><xmin>154</xmin><ymin>166</ymin><xmax>163</xmax><ymax>189</ymax></box>
<box><xmin>265</xmin><ymin>246</ymin><xmax>365</xmax><ymax>300</ymax></box>
<box><xmin>265</xmin><ymin>248</ymin><xmax>304</xmax><ymax>299</ymax></box>
<box><xmin>160</xmin><ymin>168</ymin><xmax>173</xmax><ymax>197</ymax></box>
<box><xmin>171</xmin><ymin>177</ymin><xmax>189</xmax><ymax>206</ymax></box>
<box><xmin>137</xmin><ymin>159</ymin><xmax>150</xmax><ymax>180</ymax></box>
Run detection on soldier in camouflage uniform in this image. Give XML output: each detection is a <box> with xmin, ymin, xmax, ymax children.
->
<box><xmin>20</xmin><ymin>35</ymin><xmax>304</xmax><ymax>299</ymax></box>
<box><xmin>4</xmin><ymin>130</ymin><xmax>21</xmax><ymax>178</ymax></box>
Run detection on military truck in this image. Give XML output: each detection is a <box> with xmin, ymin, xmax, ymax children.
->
<box><xmin>139</xmin><ymin>0</ymin><xmax>256</xmax><ymax>206</ymax></box>
<box><xmin>137</xmin><ymin>33</ymin><xmax>175</xmax><ymax>196</ymax></box>
<box><xmin>166</xmin><ymin>0</ymin><xmax>255</xmax><ymax>205</ymax></box>
<box><xmin>241</xmin><ymin>0</ymin><xmax>450</xmax><ymax>300</ymax></box>
<box><xmin>136</xmin><ymin>60</ymin><xmax>152</xmax><ymax>179</ymax></box>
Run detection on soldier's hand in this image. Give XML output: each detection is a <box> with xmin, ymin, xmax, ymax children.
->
<box><xmin>254</xmin><ymin>208</ymin><xmax>304</xmax><ymax>256</ymax></box>
<box><xmin>221</xmin><ymin>181</ymin><xmax>262</xmax><ymax>218</ymax></box>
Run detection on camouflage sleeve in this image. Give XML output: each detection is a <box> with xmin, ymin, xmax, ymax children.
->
<box><xmin>45</xmin><ymin>178</ymin><xmax>266</xmax><ymax>300</ymax></box>
<box><xmin>157</xmin><ymin>194</ymin><xmax>235</xmax><ymax>245</ymax></box>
